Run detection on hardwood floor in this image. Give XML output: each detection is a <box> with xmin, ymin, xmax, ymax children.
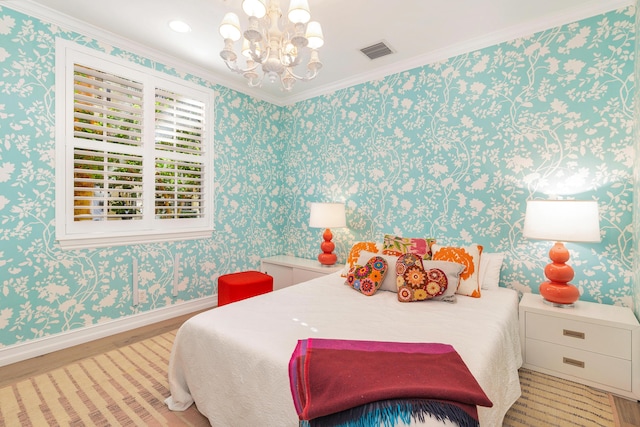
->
<box><xmin>0</xmin><ymin>309</ymin><xmax>206</xmax><ymax>389</ymax></box>
<box><xmin>614</xmin><ymin>395</ymin><xmax>640</xmax><ymax>427</ymax></box>
<box><xmin>1</xmin><ymin>308</ymin><xmax>639</xmax><ymax>426</ymax></box>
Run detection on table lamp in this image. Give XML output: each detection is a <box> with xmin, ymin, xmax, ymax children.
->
<box><xmin>522</xmin><ymin>200</ymin><xmax>600</xmax><ymax>307</ymax></box>
<box><xmin>309</xmin><ymin>202</ymin><xmax>346</xmax><ymax>266</ymax></box>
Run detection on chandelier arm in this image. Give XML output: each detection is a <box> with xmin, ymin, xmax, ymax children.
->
<box><xmin>285</xmin><ymin>67</ymin><xmax>320</xmax><ymax>82</ymax></box>
<box><xmin>223</xmin><ymin>59</ymin><xmax>260</xmax><ymax>75</ymax></box>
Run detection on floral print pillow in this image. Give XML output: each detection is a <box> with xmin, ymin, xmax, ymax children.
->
<box><xmin>431</xmin><ymin>244</ymin><xmax>483</xmax><ymax>298</ymax></box>
<box><xmin>396</xmin><ymin>253</ymin><xmax>464</xmax><ymax>303</ymax></box>
<box><xmin>382</xmin><ymin>234</ymin><xmax>436</xmax><ymax>260</ymax></box>
<box><xmin>341</xmin><ymin>241</ymin><xmax>381</xmax><ymax>277</ymax></box>
<box><xmin>345</xmin><ymin>256</ymin><xmax>388</xmax><ymax>296</ymax></box>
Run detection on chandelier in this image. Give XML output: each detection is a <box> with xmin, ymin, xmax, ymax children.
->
<box><xmin>219</xmin><ymin>0</ymin><xmax>324</xmax><ymax>91</ymax></box>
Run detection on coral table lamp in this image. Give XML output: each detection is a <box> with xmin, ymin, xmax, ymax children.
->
<box><xmin>309</xmin><ymin>202</ymin><xmax>346</xmax><ymax>266</ymax></box>
<box><xmin>522</xmin><ymin>200</ymin><xmax>600</xmax><ymax>307</ymax></box>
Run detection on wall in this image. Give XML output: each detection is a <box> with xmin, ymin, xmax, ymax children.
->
<box><xmin>0</xmin><ymin>5</ymin><xmax>636</xmax><ymax>351</ymax></box>
<box><xmin>634</xmin><ymin>0</ymin><xmax>640</xmax><ymax>318</ymax></box>
<box><xmin>281</xmin><ymin>6</ymin><xmax>636</xmax><ymax>309</ymax></box>
<box><xmin>0</xmin><ymin>5</ymin><xmax>285</xmax><ymax>349</ymax></box>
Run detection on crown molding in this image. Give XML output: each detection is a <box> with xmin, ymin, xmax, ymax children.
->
<box><xmin>282</xmin><ymin>0</ymin><xmax>634</xmax><ymax>105</ymax></box>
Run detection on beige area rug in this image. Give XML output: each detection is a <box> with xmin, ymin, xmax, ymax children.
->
<box><xmin>0</xmin><ymin>330</ymin><xmax>617</xmax><ymax>426</ymax></box>
<box><xmin>504</xmin><ymin>368</ymin><xmax>616</xmax><ymax>427</ymax></box>
<box><xmin>0</xmin><ymin>330</ymin><xmax>209</xmax><ymax>427</ymax></box>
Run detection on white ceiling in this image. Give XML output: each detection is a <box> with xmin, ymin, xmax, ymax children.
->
<box><xmin>7</xmin><ymin>0</ymin><xmax>632</xmax><ymax>105</ymax></box>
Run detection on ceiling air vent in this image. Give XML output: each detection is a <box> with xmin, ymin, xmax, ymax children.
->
<box><xmin>360</xmin><ymin>41</ymin><xmax>395</xmax><ymax>60</ymax></box>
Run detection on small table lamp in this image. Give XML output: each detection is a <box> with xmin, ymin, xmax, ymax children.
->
<box><xmin>522</xmin><ymin>200</ymin><xmax>600</xmax><ymax>307</ymax></box>
<box><xmin>309</xmin><ymin>202</ymin><xmax>346</xmax><ymax>266</ymax></box>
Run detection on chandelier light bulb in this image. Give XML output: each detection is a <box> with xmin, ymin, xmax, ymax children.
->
<box><xmin>306</xmin><ymin>21</ymin><xmax>324</xmax><ymax>49</ymax></box>
<box><xmin>242</xmin><ymin>0</ymin><xmax>267</xmax><ymax>19</ymax></box>
<box><xmin>288</xmin><ymin>0</ymin><xmax>311</xmax><ymax>24</ymax></box>
<box><xmin>219</xmin><ymin>13</ymin><xmax>241</xmax><ymax>41</ymax></box>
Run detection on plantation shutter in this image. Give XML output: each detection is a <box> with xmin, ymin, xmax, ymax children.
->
<box><xmin>154</xmin><ymin>89</ymin><xmax>206</xmax><ymax>220</ymax></box>
<box><xmin>72</xmin><ymin>64</ymin><xmax>144</xmax><ymax>222</ymax></box>
<box><xmin>56</xmin><ymin>40</ymin><xmax>214</xmax><ymax>249</ymax></box>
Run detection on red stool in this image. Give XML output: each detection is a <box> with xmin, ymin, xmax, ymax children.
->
<box><xmin>218</xmin><ymin>271</ymin><xmax>273</xmax><ymax>306</ymax></box>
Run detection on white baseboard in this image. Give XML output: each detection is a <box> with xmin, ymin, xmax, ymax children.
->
<box><xmin>0</xmin><ymin>296</ymin><xmax>217</xmax><ymax>368</ymax></box>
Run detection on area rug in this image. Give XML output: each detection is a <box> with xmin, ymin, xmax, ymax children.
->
<box><xmin>0</xmin><ymin>330</ymin><xmax>209</xmax><ymax>426</ymax></box>
<box><xmin>504</xmin><ymin>368</ymin><xmax>615</xmax><ymax>427</ymax></box>
<box><xmin>0</xmin><ymin>330</ymin><xmax>617</xmax><ymax>426</ymax></box>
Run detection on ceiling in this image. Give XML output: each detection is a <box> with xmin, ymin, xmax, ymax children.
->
<box><xmin>7</xmin><ymin>0</ymin><xmax>632</xmax><ymax>105</ymax></box>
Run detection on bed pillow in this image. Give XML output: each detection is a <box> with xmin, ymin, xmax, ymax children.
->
<box><xmin>345</xmin><ymin>255</ymin><xmax>388</xmax><ymax>296</ymax></box>
<box><xmin>395</xmin><ymin>253</ymin><xmax>464</xmax><ymax>303</ymax></box>
<box><xmin>341</xmin><ymin>241</ymin><xmax>381</xmax><ymax>277</ymax></box>
<box><xmin>480</xmin><ymin>252</ymin><xmax>505</xmax><ymax>290</ymax></box>
<box><xmin>431</xmin><ymin>244</ymin><xmax>483</xmax><ymax>298</ymax></box>
<box><xmin>357</xmin><ymin>250</ymin><xmax>399</xmax><ymax>292</ymax></box>
<box><xmin>382</xmin><ymin>234</ymin><xmax>436</xmax><ymax>260</ymax></box>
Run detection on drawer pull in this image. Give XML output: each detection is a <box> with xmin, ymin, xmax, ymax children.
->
<box><xmin>563</xmin><ymin>357</ymin><xmax>585</xmax><ymax>368</ymax></box>
<box><xmin>563</xmin><ymin>329</ymin><xmax>585</xmax><ymax>339</ymax></box>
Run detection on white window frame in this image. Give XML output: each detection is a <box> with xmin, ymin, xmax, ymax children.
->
<box><xmin>55</xmin><ymin>39</ymin><xmax>214</xmax><ymax>249</ymax></box>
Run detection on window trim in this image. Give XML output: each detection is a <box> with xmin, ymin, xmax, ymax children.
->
<box><xmin>55</xmin><ymin>39</ymin><xmax>214</xmax><ymax>250</ymax></box>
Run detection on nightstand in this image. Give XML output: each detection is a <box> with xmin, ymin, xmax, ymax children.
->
<box><xmin>260</xmin><ymin>255</ymin><xmax>343</xmax><ymax>290</ymax></box>
<box><xmin>519</xmin><ymin>293</ymin><xmax>640</xmax><ymax>400</ymax></box>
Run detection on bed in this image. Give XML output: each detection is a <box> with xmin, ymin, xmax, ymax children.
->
<box><xmin>166</xmin><ymin>269</ymin><xmax>523</xmax><ymax>426</ymax></box>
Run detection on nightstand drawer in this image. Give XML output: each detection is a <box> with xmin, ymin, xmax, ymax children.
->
<box><xmin>526</xmin><ymin>338</ymin><xmax>632</xmax><ymax>391</ymax></box>
<box><xmin>526</xmin><ymin>312</ymin><xmax>631</xmax><ymax>359</ymax></box>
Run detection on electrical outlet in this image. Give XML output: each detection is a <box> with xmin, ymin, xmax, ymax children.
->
<box><xmin>138</xmin><ymin>290</ymin><xmax>148</xmax><ymax>304</ymax></box>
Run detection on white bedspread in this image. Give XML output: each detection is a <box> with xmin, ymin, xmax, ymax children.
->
<box><xmin>166</xmin><ymin>272</ymin><xmax>522</xmax><ymax>426</ymax></box>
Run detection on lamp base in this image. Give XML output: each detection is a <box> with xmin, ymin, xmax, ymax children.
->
<box><xmin>317</xmin><ymin>253</ymin><xmax>338</xmax><ymax>265</ymax></box>
<box><xmin>317</xmin><ymin>228</ymin><xmax>337</xmax><ymax>266</ymax></box>
<box><xmin>539</xmin><ymin>280</ymin><xmax>580</xmax><ymax>307</ymax></box>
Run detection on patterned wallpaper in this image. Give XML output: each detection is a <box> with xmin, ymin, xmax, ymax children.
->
<box><xmin>281</xmin><ymin>7</ymin><xmax>636</xmax><ymax>306</ymax></box>
<box><xmin>0</xmin><ymin>4</ymin><xmax>636</xmax><ymax>349</ymax></box>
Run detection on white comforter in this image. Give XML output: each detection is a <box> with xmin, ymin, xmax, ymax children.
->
<box><xmin>166</xmin><ymin>272</ymin><xmax>522</xmax><ymax>426</ymax></box>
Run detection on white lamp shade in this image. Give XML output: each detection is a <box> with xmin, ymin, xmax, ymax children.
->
<box><xmin>306</xmin><ymin>21</ymin><xmax>324</xmax><ymax>49</ymax></box>
<box><xmin>288</xmin><ymin>0</ymin><xmax>311</xmax><ymax>24</ymax></box>
<box><xmin>242</xmin><ymin>0</ymin><xmax>267</xmax><ymax>18</ymax></box>
<box><xmin>309</xmin><ymin>203</ymin><xmax>346</xmax><ymax>228</ymax></box>
<box><xmin>219</xmin><ymin>13</ymin><xmax>241</xmax><ymax>41</ymax></box>
<box><xmin>523</xmin><ymin>200</ymin><xmax>601</xmax><ymax>242</ymax></box>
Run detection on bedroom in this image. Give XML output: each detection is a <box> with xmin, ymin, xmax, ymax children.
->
<box><xmin>0</xmin><ymin>0</ymin><xmax>638</xmax><ymax>423</ymax></box>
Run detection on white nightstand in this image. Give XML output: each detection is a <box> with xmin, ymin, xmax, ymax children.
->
<box><xmin>519</xmin><ymin>293</ymin><xmax>640</xmax><ymax>400</ymax></box>
<box><xmin>260</xmin><ymin>255</ymin><xmax>343</xmax><ymax>290</ymax></box>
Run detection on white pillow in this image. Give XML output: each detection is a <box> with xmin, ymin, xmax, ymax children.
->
<box><xmin>480</xmin><ymin>252</ymin><xmax>505</xmax><ymax>290</ymax></box>
<box><xmin>357</xmin><ymin>250</ymin><xmax>399</xmax><ymax>292</ymax></box>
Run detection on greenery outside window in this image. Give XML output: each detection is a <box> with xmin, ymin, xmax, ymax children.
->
<box><xmin>55</xmin><ymin>40</ymin><xmax>214</xmax><ymax>249</ymax></box>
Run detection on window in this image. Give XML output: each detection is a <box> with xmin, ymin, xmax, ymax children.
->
<box><xmin>55</xmin><ymin>40</ymin><xmax>214</xmax><ymax>249</ymax></box>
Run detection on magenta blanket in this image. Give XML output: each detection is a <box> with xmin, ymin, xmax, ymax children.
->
<box><xmin>288</xmin><ymin>338</ymin><xmax>492</xmax><ymax>422</ymax></box>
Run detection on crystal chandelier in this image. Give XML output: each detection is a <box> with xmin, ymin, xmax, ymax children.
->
<box><xmin>219</xmin><ymin>0</ymin><xmax>324</xmax><ymax>91</ymax></box>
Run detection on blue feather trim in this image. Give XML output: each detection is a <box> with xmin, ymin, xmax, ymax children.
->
<box><xmin>300</xmin><ymin>399</ymin><xmax>479</xmax><ymax>427</ymax></box>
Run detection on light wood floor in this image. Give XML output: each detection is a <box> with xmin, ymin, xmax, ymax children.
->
<box><xmin>1</xmin><ymin>309</ymin><xmax>639</xmax><ymax>426</ymax></box>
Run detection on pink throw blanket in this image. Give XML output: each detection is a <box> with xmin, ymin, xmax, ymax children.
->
<box><xmin>288</xmin><ymin>338</ymin><xmax>492</xmax><ymax>423</ymax></box>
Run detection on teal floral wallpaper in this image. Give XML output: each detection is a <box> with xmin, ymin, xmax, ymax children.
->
<box><xmin>0</xmin><ymin>4</ymin><xmax>637</xmax><ymax>350</ymax></box>
<box><xmin>281</xmin><ymin>7</ymin><xmax>636</xmax><ymax>306</ymax></box>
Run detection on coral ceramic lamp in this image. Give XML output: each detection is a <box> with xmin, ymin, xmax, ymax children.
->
<box><xmin>522</xmin><ymin>200</ymin><xmax>600</xmax><ymax>307</ymax></box>
<box><xmin>309</xmin><ymin>202</ymin><xmax>346</xmax><ymax>266</ymax></box>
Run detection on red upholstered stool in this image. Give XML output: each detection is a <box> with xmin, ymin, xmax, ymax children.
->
<box><xmin>218</xmin><ymin>270</ymin><xmax>273</xmax><ymax>306</ymax></box>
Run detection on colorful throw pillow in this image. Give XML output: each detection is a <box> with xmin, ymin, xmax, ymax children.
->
<box><xmin>431</xmin><ymin>244</ymin><xmax>483</xmax><ymax>298</ymax></box>
<box><xmin>357</xmin><ymin>250</ymin><xmax>399</xmax><ymax>293</ymax></box>
<box><xmin>345</xmin><ymin>256</ymin><xmax>388</xmax><ymax>296</ymax></box>
<box><xmin>382</xmin><ymin>234</ymin><xmax>436</xmax><ymax>260</ymax></box>
<box><xmin>480</xmin><ymin>252</ymin><xmax>505</xmax><ymax>290</ymax></box>
<box><xmin>395</xmin><ymin>254</ymin><xmax>464</xmax><ymax>303</ymax></box>
<box><xmin>341</xmin><ymin>241</ymin><xmax>381</xmax><ymax>277</ymax></box>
